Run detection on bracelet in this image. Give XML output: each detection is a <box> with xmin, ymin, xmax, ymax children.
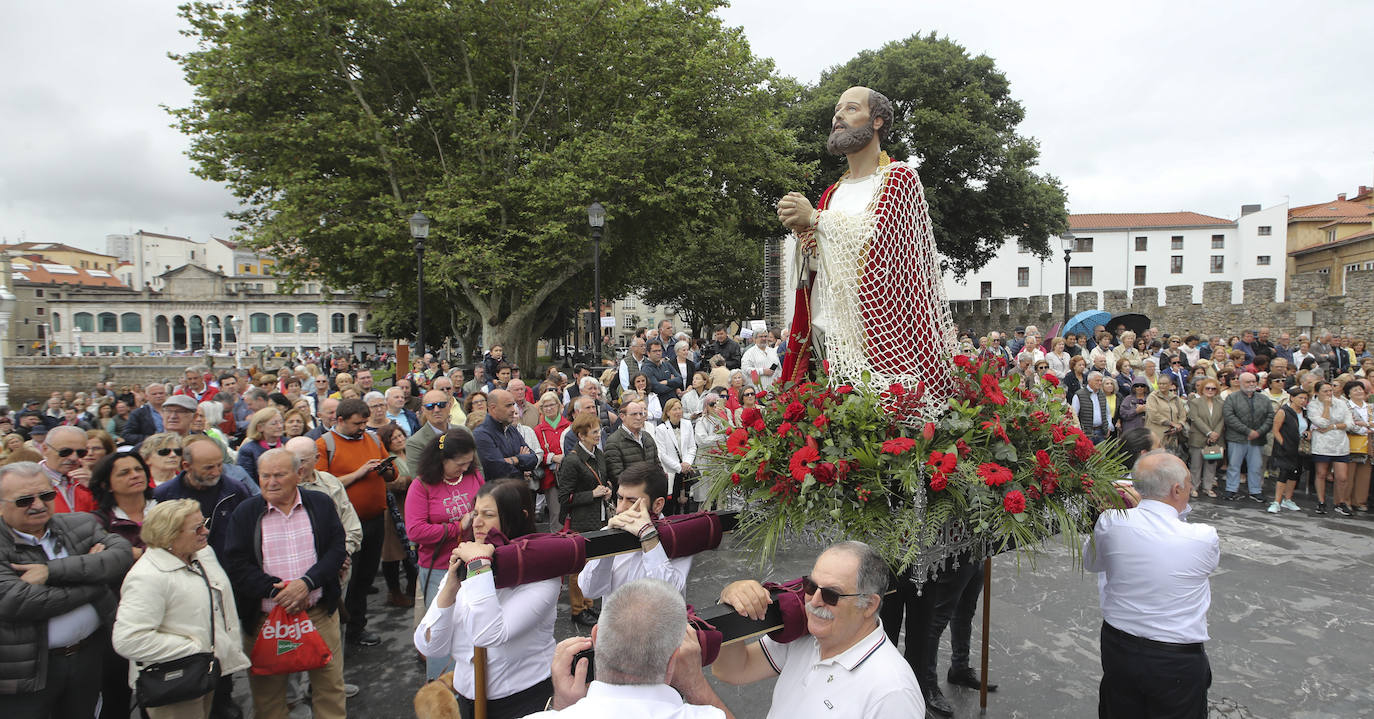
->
<box><xmin>637</xmin><ymin>525</ymin><xmax>659</xmax><ymax>543</ymax></box>
<box><xmin>466</xmin><ymin>558</ymin><xmax>492</xmax><ymax>577</ymax></box>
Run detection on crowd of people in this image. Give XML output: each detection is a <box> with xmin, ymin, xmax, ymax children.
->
<box><xmin>970</xmin><ymin>323</ymin><xmax>1374</xmax><ymax>516</ymax></box>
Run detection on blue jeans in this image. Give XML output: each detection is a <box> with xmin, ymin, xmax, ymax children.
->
<box><xmin>418</xmin><ymin>565</ymin><xmax>454</xmax><ymax>681</ymax></box>
<box><xmin>1226</xmin><ymin>441</ymin><xmax>1263</xmax><ymax>495</ymax></box>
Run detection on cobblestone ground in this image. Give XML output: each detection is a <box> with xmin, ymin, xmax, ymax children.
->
<box><xmin>232</xmin><ymin>488</ymin><xmax>1372</xmax><ymax>718</ymax></box>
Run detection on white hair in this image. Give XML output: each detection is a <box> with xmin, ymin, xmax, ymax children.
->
<box><xmin>363</xmin><ymin>390</ymin><xmax>385</xmax><ymax>403</ymax></box>
<box><xmin>594</xmin><ymin>578</ymin><xmax>686</xmax><ymax>685</ymax></box>
<box><xmin>198</xmin><ymin>401</ymin><xmax>223</xmax><ymax>426</ymax></box>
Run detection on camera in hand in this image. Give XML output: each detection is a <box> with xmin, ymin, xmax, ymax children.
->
<box><xmin>571</xmin><ymin>648</ymin><xmax>595</xmax><ymax>682</ymax></box>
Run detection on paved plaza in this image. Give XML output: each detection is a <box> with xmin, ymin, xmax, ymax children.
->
<box><xmin>254</xmin><ymin>492</ymin><xmax>1373</xmax><ymax>718</ymax></box>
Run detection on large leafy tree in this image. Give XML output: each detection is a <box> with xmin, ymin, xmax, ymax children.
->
<box><xmin>786</xmin><ymin>33</ymin><xmax>1068</xmax><ymax>274</ymax></box>
<box><xmin>172</xmin><ymin>0</ymin><xmax>802</xmax><ymax>366</ymax></box>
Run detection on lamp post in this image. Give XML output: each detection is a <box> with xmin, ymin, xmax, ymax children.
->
<box><xmin>73</xmin><ymin>327</ymin><xmax>83</xmax><ymax>358</ymax></box>
<box><xmin>1060</xmin><ymin>231</ymin><xmax>1076</xmax><ymax>326</ymax></box>
<box><xmin>587</xmin><ymin>202</ymin><xmax>605</xmax><ymax>365</ymax></box>
<box><xmin>409</xmin><ymin>210</ymin><xmax>431</xmax><ymax>357</ymax></box>
<box><xmin>0</xmin><ymin>281</ymin><xmax>14</xmax><ymax>406</ymax></box>
<box><xmin>230</xmin><ymin>315</ymin><xmax>243</xmax><ymax>369</ymax></box>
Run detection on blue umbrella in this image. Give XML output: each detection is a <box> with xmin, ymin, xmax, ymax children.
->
<box><xmin>1062</xmin><ymin>310</ymin><xmax>1112</xmax><ymax>340</ymax></box>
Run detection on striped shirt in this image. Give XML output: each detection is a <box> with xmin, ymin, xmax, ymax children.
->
<box><xmin>260</xmin><ymin>490</ymin><xmax>323</xmax><ymax>611</ymax></box>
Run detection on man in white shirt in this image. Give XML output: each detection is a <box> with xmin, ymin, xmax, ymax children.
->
<box><xmin>530</xmin><ymin>578</ymin><xmax>733</xmax><ymax>718</ymax></box>
<box><xmin>712</xmin><ymin>541</ymin><xmax>924</xmax><ymax>718</ymax></box>
<box><xmin>578</xmin><ymin>464</ymin><xmax>692</xmax><ymax>603</ymax></box>
<box><xmin>740</xmin><ymin>331</ymin><xmax>780</xmax><ymax>392</ymax></box>
<box><xmin>1085</xmin><ymin>451</ymin><xmax>1218</xmax><ymax>717</ymax></box>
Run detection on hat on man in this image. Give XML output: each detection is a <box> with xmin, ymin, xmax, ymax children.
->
<box><xmin>28</xmin><ymin>424</ymin><xmax>49</xmax><ymax>437</ymax></box>
<box><xmin>1014</xmin><ymin>327</ymin><xmax>1025</xmax><ymax>334</ymax></box>
<box><xmin>163</xmin><ymin>395</ymin><xmax>198</xmax><ymax>411</ymax></box>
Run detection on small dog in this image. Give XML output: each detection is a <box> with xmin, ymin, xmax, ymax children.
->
<box><xmin>413</xmin><ymin>672</ymin><xmax>461</xmax><ymax>719</ymax></box>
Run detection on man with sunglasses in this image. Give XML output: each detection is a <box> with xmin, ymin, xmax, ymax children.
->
<box><xmin>406</xmin><ymin>390</ymin><xmax>469</xmax><ymax>476</ymax></box>
<box><xmin>712</xmin><ymin>541</ymin><xmax>924</xmax><ymax>717</ymax></box>
<box><xmin>0</xmin><ymin>461</ymin><xmax>135</xmax><ymax>716</ymax></box>
<box><xmin>38</xmin><ymin>426</ymin><xmax>97</xmax><ymax>514</ymax></box>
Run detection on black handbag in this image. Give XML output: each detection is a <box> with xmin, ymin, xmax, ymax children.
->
<box><xmin>135</xmin><ymin>559</ymin><xmax>222</xmax><ymax>708</ymax></box>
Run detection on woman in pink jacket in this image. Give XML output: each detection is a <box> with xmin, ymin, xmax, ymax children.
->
<box><xmin>404</xmin><ymin>428</ymin><xmax>484</xmax><ymax>680</ymax></box>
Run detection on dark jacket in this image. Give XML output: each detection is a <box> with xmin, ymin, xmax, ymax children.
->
<box><xmin>640</xmin><ymin>358</ymin><xmax>685</xmax><ymax>407</ymax></box>
<box><xmin>706</xmin><ymin>338</ymin><xmax>743</xmax><ymax>370</ymax></box>
<box><xmin>557</xmin><ymin>442</ymin><xmax>609</xmax><ymax>532</ymax></box>
<box><xmin>473</xmin><ymin>414</ymin><xmax>538</xmax><ymax>481</ymax></box>
<box><xmin>0</xmin><ymin>513</ymin><xmax>134</xmax><ymax>693</ymax></box>
<box><xmin>222</xmin><ymin>489</ymin><xmax>347</xmax><ymax>625</ymax></box>
<box><xmin>235</xmin><ymin>439</ymin><xmax>282</xmax><ymax>484</ymax></box>
<box><xmin>153</xmin><ymin>473</ymin><xmax>254</xmax><ymax>557</ymax></box>
<box><xmin>1271</xmin><ymin>404</ymin><xmax>1307</xmax><ymax>467</ymax></box>
<box><xmin>121</xmin><ymin>404</ymin><xmax>161</xmax><ymax>446</ymax></box>
<box><xmin>1223</xmin><ymin>390</ymin><xmax>1275</xmax><ymax>445</ymax></box>
<box><xmin>604</xmin><ymin>425</ymin><xmax>658</xmax><ymax>487</ymax></box>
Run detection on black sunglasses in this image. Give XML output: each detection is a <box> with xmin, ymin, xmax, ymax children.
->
<box><xmin>156</xmin><ymin>448</ymin><xmax>184</xmax><ymax>457</ymax></box>
<box><xmin>802</xmin><ymin>575</ymin><xmax>867</xmax><ymax>606</ymax></box>
<box><xmin>2</xmin><ymin>490</ymin><xmax>58</xmax><ymax>508</ymax></box>
<box><xmin>56</xmin><ymin>447</ymin><xmax>89</xmax><ymax>459</ymax></box>
<box><xmin>423</xmin><ymin>401</ymin><xmax>450</xmax><ymax>410</ymax></box>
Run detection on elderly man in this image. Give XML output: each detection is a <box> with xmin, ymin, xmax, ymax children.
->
<box><xmin>286</xmin><ymin>437</ymin><xmax>362</xmax><ymax>559</ymax></box>
<box><xmin>462</xmin><ymin>365</ymin><xmax>488</xmax><ymax>398</ymax></box>
<box><xmin>1072</xmin><ymin>372</ymin><xmax>1111</xmax><ymax>444</ymax></box>
<box><xmin>1222</xmin><ymin>372</ymin><xmax>1274</xmax><ymax>502</ymax></box>
<box><xmin>740</xmin><ymin>331</ymin><xmax>780</xmax><ymax>392</ymax></box>
<box><xmin>123</xmin><ymin>382</ymin><xmax>169</xmax><ymax>445</ymax></box>
<box><xmin>713</xmin><ymin>541</ymin><xmax>924</xmax><ymax>717</ymax></box>
<box><xmin>508</xmin><ymin>379</ymin><xmax>541</xmax><ymax>429</ymax></box>
<box><xmin>0</xmin><ymin>462</ymin><xmax>134</xmax><ymax>716</ymax></box>
<box><xmin>604</xmin><ymin>401</ymin><xmax>657</xmax><ymax>489</ymax></box>
<box><xmin>307</xmin><ymin>397</ymin><xmax>339</xmax><ymax>440</ymax></box>
<box><xmin>1086</xmin><ymin>451</ymin><xmax>1217</xmax><ymax>717</ymax></box>
<box><xmin>406</xmin><ymin>390</ymin><xmax>467</xmax><ymax>475</ymax></box>
<box><xmin>578</xmin><ymin>377</ymin><xmax>619</xmax><ymax>435</ymax></box>
<box><xmin>618</xmin><ymin>338</ymin><xmax>649</xmax><ymax>397</ymax></box>
<box><xmin>224</xmin><ymin>449</ymin><xmax>348</xmax><ymax>719</ymax></box>
<box><xmin>473</xmin><ymin>389</ymin><xmax>538</xmax><ymax>481</ymax></box>
<box><xmin>531</xmin><ymin>578</ymin><xmax>733</xmax><ymax>718</ymax></box>
<box><xmin>384</xmin><ymin>386</ymin><xmax>418</xmax><ymax>436</ymax></box>
<box><xmin>157</xmin><ymin>394</ymin><xmax>198</xmax><ymax>439</ymax></box>
<box><xmin>154</xmin><ymin>434</ymin><xmax>255</xmax><ymax>555</ymax></box>
<box><xmin>431</xmin><ymin>374</ymin><xmax>467</xmax><ymax>427</ymax></box>
<box><xmin>38</xmin><ymin>426</ymin><xmax>97</xmax><ymax>514</ymax></box>
<box><xmin>175</xmin><ymin>365</ymin><xmax>219</xmax><ymax>402</ymax></box>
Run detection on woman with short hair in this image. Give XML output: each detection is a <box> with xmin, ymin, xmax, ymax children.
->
<box><xmin>557</xmin><ymin>414</ymin><xmax>610</xmax><ymax>627</ymax></box>
<box><xmin>1186</xmin><ymin>378</ymin><xmax>1225</xmax><ymax>497</ymax></box>
<box><xmin>1270</xmin><ymin>387</ymin><xmax>1311</xmax><ymax>514</ymax></box>
<box><xmin>139</xmin><ymin>433</ymin><xmax>186</xmax><ymax>487</ymax></box>
<box><xmin>1307</xmin><ymin>380</ymin><xmax>1353</xmax><ymax>515</ymax></box>
<box><xmin>531</xmin><ymin>392</ymin><xmax>569</xmax><ymax>533</ymax></box>
<box><xmin>235</xmin><ymin>407</ymin><xmax>284</xmax><ymax>484</ymax></box>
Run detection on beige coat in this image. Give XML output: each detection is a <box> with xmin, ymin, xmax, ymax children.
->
<box><xmin>1145</xmin><ymin>390</ymin><xmax>1188</xmax><ymax>444</ymax></box>
<box><xmin>1186</xmin><ymin>396</ymin><xmax>1225</xmax><ymax>448</ymax></box>
<box><xmin>113</xmin><ymin>547</ymin><xmax>250</xmax><ymax>687</ymax></box>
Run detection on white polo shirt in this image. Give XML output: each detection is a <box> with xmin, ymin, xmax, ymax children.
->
<box><xmin>759</xmin><ymin>623</ymin><xmax>924</xmax><ymax>719</ymax></box>
<box><xmin>522</xmin><ymin>681</ymin><xmax>725</xmax><ymax>718</ymax></box>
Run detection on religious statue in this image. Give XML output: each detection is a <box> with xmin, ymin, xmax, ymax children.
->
<box><xmin>778</xmin><ymin>86</ymin><xmax>957</xmax><ymax>425</ymax></box>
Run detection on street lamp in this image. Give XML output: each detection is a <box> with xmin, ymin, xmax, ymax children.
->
<box><xmin>230</xmin><ymin>315</ymin><xmax>244</xmax><ymax>369</ymax></box>
<box><xmin>587</xmin><ymin>202</ymin><xmax>605</xmax><ymax>365</ymax></box>
<box><xmin>0</xmin><ymin>281</ymin><xmax>15</xmax><ymax>406</ymax></box>
<box><xmin>1059</xmin><ymin>231</ymin><xmax>1076</xmax><ymax>326</ymax></box>
<box><xmin>409</xmin><ymin>210</ymin><xmax>431</xmax><ymax>357</ymax></box>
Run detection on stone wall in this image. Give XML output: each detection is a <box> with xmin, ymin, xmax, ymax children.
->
<box><xmin>950</xmin><ymin>271</ymin><xmax>1360</xmax><ymax>340</ymax></box>
<box><xmin>1</xmin><ymin>355</ymin><xmax>293</xmax><ymax>405</ymax></box>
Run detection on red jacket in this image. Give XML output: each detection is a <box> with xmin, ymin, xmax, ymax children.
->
<box><xmin>532</xmin><ymin>416</ymin><xmax>571</xmax><ymax>491</ymax></box>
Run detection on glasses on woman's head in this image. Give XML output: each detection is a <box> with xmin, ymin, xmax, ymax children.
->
<box><xmin>801</xmin><ymin>576</ymin><xmax>866</xmax><ymax>606</ymax></box>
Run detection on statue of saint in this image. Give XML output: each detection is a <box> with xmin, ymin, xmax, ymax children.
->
<box><xmin>778</xmin><ymin>86</ymin><xmax>957</xmax><ymax>424</ymax></box>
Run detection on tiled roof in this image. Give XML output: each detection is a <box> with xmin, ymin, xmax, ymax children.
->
<box><xmin>134</xmin><ymin>230</ymin><xmax>193</xmax><ymax>242</ymax></box>
<box><xmin>0</xmin><ymin>242</ymin><xmax>115</xmax><ymax>258</ymax></box>
<box><xmin>1288</xmin><ymin>199</ymin><xmax>1373</xmax><ymax>221</ymax></box>
<box><xmin>1068</xmin><ymin>212</ymin><xmax>1234</xmax><ymax>230</ymax></box>
<box><xmin>11</xmin><ymin>257</ymin><xmax>130</xmax><ymax>288</ymax></box>
<box><xmin>1289</xmin><ymin>229</ymin><xmax>1374</xmax><ymax>257</ymax></box>
<box><xmin>1318</xmin><ymin>218</ymin><xmax>1374</xmax><ymax>229</ymax></box>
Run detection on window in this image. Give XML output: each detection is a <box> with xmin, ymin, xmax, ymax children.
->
<box><xmin>242</xmin><ymin>264</ymin><xmax>254</xmax><ymax>274</ymax></box>
<box><xmin>298</xmin><ymin>313</ymin><xmax>319</xmax><ymax>333</ymax></box>
<box><xmin>98</xmin><ymin>345</ymin><xmax>118</xmax><ymax>355</ymax></box>
<box><xmin>1016</xmin><ymin>239</ymin><xmax>1031</xmax><ymax>253</ymax></box>
<box><xmin>250</xmin><ymin>313</ymin><xmax>270</xmax><ymax>333</ymax></box>
<box><xmin>980</xmin><ymin>282</ymin><xmax>992</xmax><ymax>299</ymax></box>
<box><xmin>1134</xmin><ymin>236</ymin><xmax>1148</xmax><ymax>251</ymax></box>
<box><xmin>1346</xmin><ymin>263</ymin><xmax>1360</xmax><ymax>273</ymax></box>
<box><xmin>273</xmin><ymin>313</ymin><xmax>294</xmax><ymax>333</ymax></box>
<box><xmin>1069</xmin><ymin>267</ymin><xmax>1093</xmax><ymax>286</ymax></box>
<box><xmin>1211</xmin><ymin>234</ymin><xmax>1225</xmax><ymax>249</ymax></box>
<box><xmin>1134</xmin><ymin>266</ymin><xmax>1147</xmax><ymax>286</ymax></box>
<box><xmin>36</xmin><ymin>307</ymin><xmax>45</xmax><ymax>315</ymax></box>
<box><xmin>1318</xmin><ymin>268</ymin><xmax>1330</xmax><ymax>275</ymax></box>
<box><xmin>331</xmin><ymin>313</ymin><xmax>346</xmax><ymax>333</ymax></box>
<box><xmin>35</xmin><ymin>289</ymin><xmax>43</xmax><ymax>297</ymax></box>
<box><xmin>1256</xmin><ymin>256</ymin><xmax>1271</xmax><ymax>266</ymax></box>
<box><xmin>1171</xmin><ymin>256</ymin><xmax>1183</xmax><ymax>273</ymax></box>
<box><xmin>623</xmin><ymin>314</ymin><xmax>635</xmax><ymax>329</ymax></box>
<box><xmin>1328</xmin><ymin>229</ymin><xmax>1337</xmax><ymax>242</ymax></box>
<box><xmin>120</xmin><ymin>313</ymin><xmax>141</xmax><ymax>332</ymax></box>
<box><xmin>52</xmin><ymin>313</ymin><xmax>60</xmax><ymax>331</ymax></box>
<box><xmin>1017</xmin><ymin>267</ymin><xmax>1029</xmax><ymax>287</ymax></box>
<box><xmin>348</xmin><ymin>314</ymin><xmax>359</xmax><ymax>333</ymax></box>
<box><xmin>621</xmin><ymin>297</ymin><xmax>636</xmax><ymax>310</ymax></box>
<box><xmin>1074</xmin><ymin>237</ymin><xmax>1093</xmax><ymax>253</ymax></box>
<box><xmin>122</xmin><ymin>346</ymin><xmax>142</xmax><ymax>355</ymax></box>
<box><xmin>97</xmin><ymin>312</ymin><xmax>117</xmax><ymax>332</ymax></box>
<box><xmin>155</xmin><ymin>316</ymin><xmax>170</xmax><ymax>343</ymax></box>
<box><xmin>1366</xmin><ymin>262</ymin><xmax>1374</xmax><ymax>271</ymax></box>
<box><xmin>74</xmin><ymin>312</ymin><xmax>94</xmax><ymax>331</ymax></box>
<box><xmin>1258</xmin><ymin>226</ymin><xmax>1272</xmax><ymax>236</ymax></box>
<box><xmin>1171</xmin><ymin>236</ymin><xmax>1184</xmax><ymax>250</ymax></box>
<box><xmin>1210</xmin><ymin>256</ymin><xmax>1224</xmax><ymax>273</ymax></box>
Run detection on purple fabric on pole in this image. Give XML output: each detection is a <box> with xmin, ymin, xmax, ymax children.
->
<box><xmin>762</xmin><ymin>576</ymin><xmax>809</xmax><ymax>643</ymax></box>
<box><xmin>485</xmin><ymin>530</ymin><xmax>589</xmax><ymax>589</ymax></box>
<box><xmin>655</xmin><ymin>512</ymin><xmax>724</xmax><ymax>559</ymax></box>
<box><xmin>686</xmin><ymin>604</ymin><xmax>723</xmax><ymax>666</ymax></box>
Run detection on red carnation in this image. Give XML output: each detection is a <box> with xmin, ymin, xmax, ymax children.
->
<box><xmin>726</xmin><ymin>428</ymin><xmax>750</xmax><ymax>456</ymax></box>
<box><xmin>929</xmin><ymin>473</ymin><xmax>948</xmax><ymax>491</ymax></box>
<box><xmin>814</xmin><ymin>462</ymin><xmax>838</xmax><ymax>486</ymax></box>
<box><xmin>977</xmin><ymin>462</ymin><xmax>1014</xmax><ymax>487</ymax></box>
<box><xmin>980</xmin><ymin>374</ymin><xmax>1007</xmax><ymax>406</ymax></box>
<box><xmin>788</xmin><ymin>445</ymin><xmax>821</xmax><ymax>481</ymax></box>
<box><xmin>730</xmin><ymin>473</ymin><xmax>742</xmax><ymax>485</ymax></box>
<box><xmin>980</xmin><ymin>416</ymin><xmax>1011</xmax><ymax>444</ymax></box>
<box><xmin>1003</xmin><ymin>490</ymin><xmax>1026</xmax><ymax>514</ymax></box>
<box><xmin>922</xmin><ymin>422</ymin><xmax>937</xmax><ymax>440</ymax></box>
<box><xmin>835</xmin><ymin>385</ymin><xmax>854</xmax><ymax>395</ymax></box>
<box><xmin>1026</xmin><ymin>485</ymin><xmax>1041</xmax><ymax>500</ymax></box>
<box><xmin>742</xmin><ymin>408</ymin><xmax>765</xmax><ymax>432</ymax></box>
<box><xmin>881</xmin><ymin>437</ymin><xmax>918</xmax><ymax>455</ymax></box>
<box><xmin>1035</xmin><ymin>449</ymin><xmax>1052</xmax><ymax>468</ymax></box>
<box><xmin>911</xmin><ymin>381</ymin><xmax>926</xmax><ymax>401</ymax></box>
<box><xmin>955</xmin><ymin>439</ymin><xmax>971</xmax><ymax>457</ymax></box>
<box><xmin>813</xmin><ymin>414</ymin><xmax>831</xmax><ymax>429</ymax></box>
<box><xmin>1043</xmin><ymin>372</ymin><xmax>1060</xmax><ymax>387</ymax></box>
<box><xmin>953</xmin><ymin>354</ymin><xmax>972</xmax><ymax>371</ymax></box>
<box><xmin>888</xmin><ymin>383</ymin><xmax>907</xmax><ymax>397</ymax></box>
<box><xmin>1072</xmin><ymin>433</ymin><xmax>1095</xmax><ymax>461</ymax></box>
<box><xmin>777</xmin><ymin>422</ymin><xmax>794</xmax><ymax>437</ymax></box>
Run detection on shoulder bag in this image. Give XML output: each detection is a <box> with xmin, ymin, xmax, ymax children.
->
<box><xmin>135</xmin><ymin>560</ymin><xmax>222</xmax><ymax>707</ymax></box>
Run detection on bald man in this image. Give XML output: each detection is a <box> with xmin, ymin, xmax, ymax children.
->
<box><xmin>472</xmin><ymin>389</ymin><xmax>537</xmax><ymax>480</ymax></box>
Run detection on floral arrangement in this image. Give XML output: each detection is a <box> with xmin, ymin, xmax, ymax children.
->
<box><xmin>704</xmin><ymin>356</ymin><xmax>1128</xmax><ymax>574</ymax></box>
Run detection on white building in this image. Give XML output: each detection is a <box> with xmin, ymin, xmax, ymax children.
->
<box><xmin>106</xmin><ymin>231</ymin><xmax>275</xmax><ymax>289</ymax></box>
<box><xmin>944</xmin><ymin>205</ymin><xmax>1289</xmax><ymax>306</ymax></box>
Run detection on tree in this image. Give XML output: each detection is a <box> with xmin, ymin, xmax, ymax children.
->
<box><xmin>172</xmin><ymin>0</ymin><xmax>803</xmax><ymax>368</ymax></box>
<box><xmin>785</xmin><ymin>33</ymin><xmax>1068</xmax><ymax>275</ymax></box>
<box><xmin>638</xmin><ymin>221</ymin><xmax>764</xmax><ymax>337</ymax></box>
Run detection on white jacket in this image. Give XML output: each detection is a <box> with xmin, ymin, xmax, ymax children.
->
<box><xmin>654</xmin><ymin>419</ymin><xmax>697</xmax><ymax>493</ymax></box>
<box><xmin>113</xmin><ymin>547</ymin><xmax>250</xmax><ymax>687</ymax></box>
<box><xmin>740</xmin><ymin>344</ymin><xmax>780</xmax><ymax>391</ymax></box>
<box><xmin>1307</xmin><ymin>397</ymin><xmax>1353</xmax><ymax>457</ymax></box>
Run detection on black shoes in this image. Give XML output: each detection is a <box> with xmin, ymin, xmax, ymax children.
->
<box><xmin>1246</xmin><ymin>494</ymin><xmax>1265</xmax><ymax>503</ymax></box>
<box><xmin>1223</xmin><ymin>492</ymin><xmax>1239</xmax><ymax>501</ymax></box>
<box><xmin>924</xmin><ymin>687</ymin><xmax>954</xmax><ymax>717</ymax></box>
<box><xmin>1315</xmin><ymin>503</ymin><xmax>1328</xmax><ymax>515</ymax></box>
<box><xmin>947</xmin><ymin>667</ymin><xmax>997</xmax><ymax>692</ymax></box>
<box><xmin>1335</xmin><ymin>503</ymin><xmax>1353</xmax><ymax>516</ymax></box>
<box><xmin>347</xmin><ymin>629</ymin><xmax>381</xmax><ymax>647</ymax></box>
<box><xmin>572</xmin><ymin>610</ymin><xmax>598</xmax><ymax>627</ymax></box>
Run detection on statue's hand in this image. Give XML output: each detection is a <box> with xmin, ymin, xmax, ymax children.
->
<box><xmin>777</xmin><ymin>192</ymin><xmax>816</xmax><ymax>233</ymax></box>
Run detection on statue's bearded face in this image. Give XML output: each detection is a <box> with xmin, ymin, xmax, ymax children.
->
<box><xmin>827</xmin><ymin>115</ymin><xmax>875</xmax><ymax>156</ymax></box>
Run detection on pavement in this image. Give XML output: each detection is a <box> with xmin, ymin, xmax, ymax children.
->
<box><xmin>238</xmin><ymin>486</ymin><xmax>1374</xmax><ymax>718</ymax></box>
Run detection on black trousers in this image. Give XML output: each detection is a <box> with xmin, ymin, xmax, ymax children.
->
<box><xmin>879</xmin><ymin>574</ymin><xmax>936</xmax><ymax>690</ymax></box>
<box><xmin>1099</xmin><ymin>623</ymin><xmax>1210</xmax><ymax>719</ymax></box>
<box><xmin>921</xmin><ymin>558</ymin><xmax>984</xmax><ymax>687</ymax></box>
<box><xmin>456</xmin><ymin>677</ymin><xmax>553</xmax><ymax>719</ymax></box>
<box><xmin>9</xmin><ymin>639</ymin><xmax>103</xmax><ymax>719</ymax></box>
<box><xmin>99</xmin><ymin>639</ymin><xmax>133</xmax><ymax>719</ymax></box>
<box><xmin>346</xmin><ymin>515</ymin><xmax>386</xmax><ymax>632</ymax></box>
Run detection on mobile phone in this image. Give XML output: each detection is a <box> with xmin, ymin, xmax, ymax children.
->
<box><xmin>377</xmin><ymin>455</ymin><xmax>396</xmax><ymax>470</ymax></box>
<box><xmin>571</xmin><ymin>648</ymin><xmax>595</xmax><ymax>682</ymax></box>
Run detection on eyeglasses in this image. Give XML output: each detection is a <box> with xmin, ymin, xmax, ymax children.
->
<box><xmin>1035</xmin><ymin>365</ymin><xmax>1048</xmax><ymax>370</ymax></box>
<box><xmin>1</xmin><ymin>490</ymin><xmax>57</xmax><ymax>508</ymax></box>
<box><xmin>801</xmin><ymin>576</ymin><xmax>867</xmax><ymax>606</ymax></box>
<box><xmin>155</xmin><ymin>448</ymin><xmax>184</xmax><ymax>457</ymax></box>
<box><xmin>423</xmin><ymin>401</ymin><xmax>450</xmax><ymax>410</ymax></box>
<box><xmin>1171</xmin><ymin>362</ymin><xmax>1181</xmax><ymax>366</ymax></box>
<box><xmin>56</xmin><ymin>447</ymin><xmax>89</xmax><ymax>459</ymax></box>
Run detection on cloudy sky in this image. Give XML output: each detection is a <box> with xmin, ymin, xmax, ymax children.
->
<box><xmin>2</xmin><ymin>1</ymin><xmax>1370</xmax><ymax>255</ymax></box>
